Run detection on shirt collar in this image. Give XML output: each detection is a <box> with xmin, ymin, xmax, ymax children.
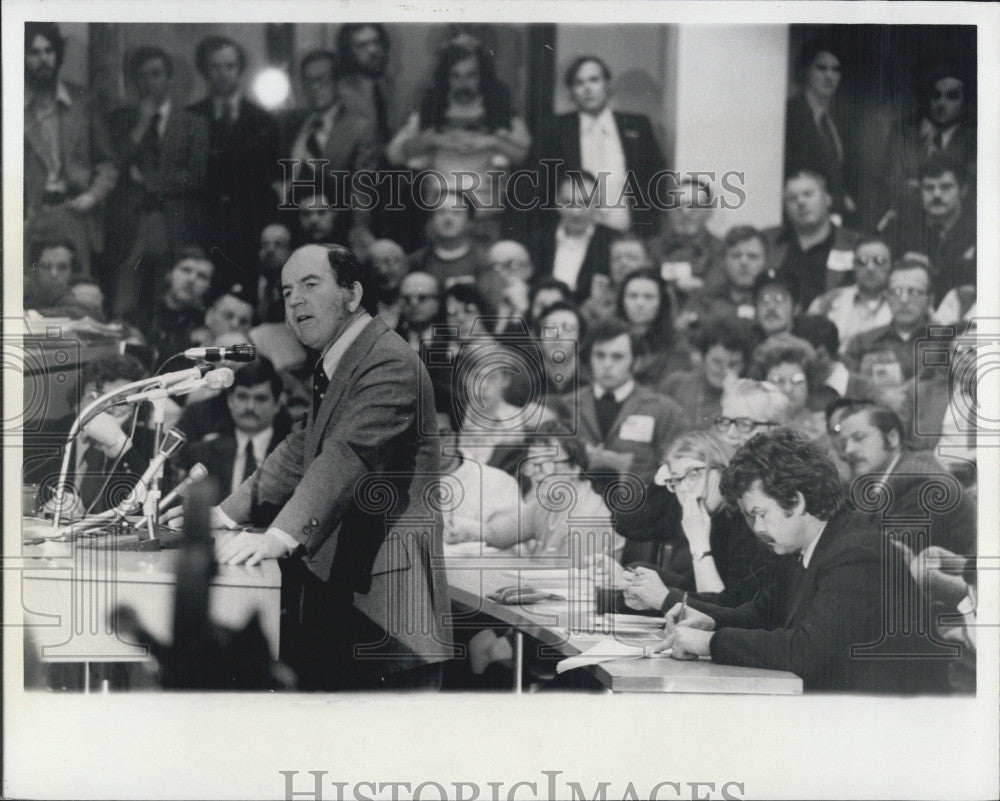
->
<box><xmin>594</xmin><ymin>379</ymin><xmax>635</xmax><ymax>403</ymax></box>
<box><xmin>556</xmin><ymin>222</ymin><xmax>595</xmax><ymax>243</ymax></box>
<box><xmin>580</xmin><ymin>105</ymin><xmax>616</xmax><ymax>134</ymax></box>
<box><xmin>312</xmin><ymin>102</ymin><xmax>341</xmax><ymax>130</ymax></box>
<box><xmin>824</xmin><ymin>360</ymin><xmax>850</xmax><ymax>396</ymax></box>
<box><xmin>235</xmin><ymin>426</ymin><xmax>274</xmax><ymax>456</ymax></box>
<box><xmin>800</xmin><ymin>521</ymin><xmax>828</xmax><ymax>569</ymax></box>
<box><xmin>213</xmin><ymin>92</ymin><xmax>241</xmax><ymax>119</ymax></box>
<box><xmin>26</xmin><ymin>81</ymin><xmax>73</xmax><ymax>110</ymax></box>
<box><xmin>320</xmin><ymin>311</ymin><xmax>373</xmax><ymax>380</ymax></box>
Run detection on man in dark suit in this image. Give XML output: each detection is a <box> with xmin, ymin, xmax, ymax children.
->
<box><xmin>837</xmin><ymin>402</ymin><xmax>976</xmax><ymax>558</ymax></box>
<box><xmin>179</xmin><ymin>358</ymin><xmax>290</xmax><ymax>502</ymax></box>
<box><xmin>783</xmin><ymin>39</ymin><xmax>856</xmax><ymax>221</ymax></box>
<box><xmin>281</xmin><ymin>50</ymin><xmax>379</xmax><ymax>255</ymax></box>
<box><xmin>175</xmin><ymin>244</ymin><xmax>452</xmax><ymax>689</ymax></box>
<box><xmin>106</xmin><ymin>46</ymin><xmax>208</xmax><ymax>317</ymax></box>
<box><xmin>529</xmin><ymin>171</ymin><xmax>616</xmax><ymax>304</ymax></box>
<box><xmin>533</xmin><ymin>55</ymin><xmax>667</xmax><ymax>238</ymax></box>
<box><xmin>188</xmin><ymin>36</ymin><xmax>281</xmax><ymax>291</ymax></box>
<box><xmin>657</xmin><ymin>427</ymin><xmax>949</xmax><ymax>693</ymax></box>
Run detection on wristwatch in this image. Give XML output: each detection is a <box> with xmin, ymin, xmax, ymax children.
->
<box><xmin>692</xmin><ymin>550</ymin><xmax>713</xmax><ymax>561</ymax></box>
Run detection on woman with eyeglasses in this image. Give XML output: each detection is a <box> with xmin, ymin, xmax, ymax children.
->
<box><xmin>614</xmin><ymin>430</ymin><xmax>777</xmax><ymax>614</ymax></box>
<box><xmin>515</xmin><ymin>420</ymin><xmax>623</xmax><ymax>564</ymax></box>
<box><xmin>750</xmin><ymin>338</ymin><xmax>830</xmax><ymax>445</ymax></box>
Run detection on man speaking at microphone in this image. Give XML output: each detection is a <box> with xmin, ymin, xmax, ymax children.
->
<box><xmin>170</xmin><ymin>244</ymin><xmax>453</xmax><ymax>690</ymax></box>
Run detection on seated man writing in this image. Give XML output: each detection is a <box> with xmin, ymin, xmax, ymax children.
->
<box><xmin>656</xmin><ymin>427</ymin><xmax>948</xmax><ymax>694</ymax></box>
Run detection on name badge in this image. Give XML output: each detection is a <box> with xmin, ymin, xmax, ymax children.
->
<box><xmin>827</xmin><ymin>249</ymin><xmax>855</xmax><ymax>272</ymax></box>
<box><xmin>619</xmin><ymin>414</ymin><xmax>655</xmax><ymax>443</ymax></box>
<box><xmin>661</xmin><ymin>261</ymin><xmax>692</xmax><ymax>283</ymax></box>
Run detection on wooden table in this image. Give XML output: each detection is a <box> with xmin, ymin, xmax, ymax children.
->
<box><xmin>444</xmin><ymin>548</ymin><xmax>802</xmax><ymax>695</ymax></box>
<box><xmin>18</xmin><ymin>522</ymin><xmax>281</xmax><ymax>685</ymax></box>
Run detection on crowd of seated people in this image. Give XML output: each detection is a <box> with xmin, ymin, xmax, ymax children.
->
<box><xmin>22</xmin><ymin>23</ymin><xmax>980</xmax><ymax>694</ymax></box>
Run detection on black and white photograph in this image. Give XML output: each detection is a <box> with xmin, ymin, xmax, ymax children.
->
<box><xmin>3</xmin><ymin>1</ymin><xmax>998</xmax><ymax>799</ymax></box>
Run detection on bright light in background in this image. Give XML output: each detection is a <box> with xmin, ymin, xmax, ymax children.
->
<box><xmin>251</xmin><ymin>67</ymin><xmax>291</xmax><ymax>110</ymax></box>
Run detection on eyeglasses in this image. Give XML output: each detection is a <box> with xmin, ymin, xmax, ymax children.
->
<box><xmin>655</xmin><ymin>464</ymin><xmax>709</xmax><ymax>493</ymax></box>
<box><xmin>932</xmin><ymin>89</ymin><xmax>962</xmax><ymax>101</ymax></box>
<box><xmin>758</xmin><ymin>291</ymin><xmax>788</xmax><ymax>304</ymax></box>
<box><xmin>525</xmin><ymin>457</ymin><xmax>571</xmax><ymax>475</ymax></box>
<box><xmin>854</xmin><ymin>255</ymin><xmax>890</xmax><ymax>268</ymax></box>
<box><xmin>714</xmin><ymin>417</ymin><xmax>779</xmax><ymax>434</ymax></box>
<box><xmin>403</xmin><ymin>293</ymin><xmax>438</xmax><ymax>304</ymax></box>
<box><xmin>769</xmin><ymin>373</ymin><xmax>807</xmax><ymax>389</ymax></box>
<box><xmin>888</xmin><ymin>287</ymin><xmax>928</xmax><ymax>300</ymax></box>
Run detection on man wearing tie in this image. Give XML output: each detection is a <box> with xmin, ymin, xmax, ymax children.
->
<box><xmin>188</xmin><ymin>36</ymin><xmax>280</xmax><ymax>290</ymax></box>
<box><xmin>658</xmin><ymin>427</ymin><xmax>949</xmax><ymax>694</ymax></box>
<box><xmin>178</xmin><ymin>358</ymin><xmax>291</xmax><ymax>500</ymax></box>
<box><xmin>533</xmin><ymin>55</ymin><xmax>666</xmax><ymax>238</ymax></box>
<box><xmin>178</xmin><ymin>244</ymin><xmax>452</xmax><ymax>690</ymax></box>
<box><xmin>106</xmin><ymin>46</ymin><xmax>208</xmax><ymax>316</ymax></box>
<box><xmin>281</xmin><ymin>50</ymin><xmax>379</xmax><ymax>254</ymax></box>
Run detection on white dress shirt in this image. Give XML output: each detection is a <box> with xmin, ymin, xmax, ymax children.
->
<box><xmin>593</xmin><ymin>379</ymin><xmax>635</xmax><ymax>403</ymax></box>
<box><xmin>551</xmin><ymin>223</ymin><xmax>594</xmax><ymax>291</ymax></box>
<box><xmin>231</xmin><ymin>427</ymin><xmax>273</xmax><ymax>495</ymax></box>
<box><xmin>578</xmin><ymin>106</ymin><xmax>630</xmax><ymax>231</ymax></box>
<box><xmin>800</xmin><ymin>522</ymin><xmax>828</xmax><ymax>569</ymax></box>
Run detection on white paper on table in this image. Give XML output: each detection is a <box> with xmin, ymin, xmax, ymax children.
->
<box><xmin>556</xmin><ymin>638</ymin><xmax>671</xmax><ymax>673</ymax></box>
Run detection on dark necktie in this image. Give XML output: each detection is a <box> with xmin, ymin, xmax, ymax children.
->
<box><xmin>135</xmin><ymin>111</ymin><xmax>161</xmax><ymax>174</ymax></box>
<box><xmin>220</xmin><ymin>101</ymin><xmax>235</xmax><ymax>136</ymax></box>
<box><xmin>79</xmin><ymin>445</ymin><xmax>107</xmax><ymax>510</ymax></box>
<box><xmin>817</xmin><ymin>112</ymin><xmax>842</xmax><ymax>164</ymax></box>
<box><xmin>242</xmin><ymin>439</ymin><xmax>258</xmax><ymax>481</ymax></box>
<box><xmin>373</xmin><ymin>80</ymin><xmax>389</xmax><ymax>143</ymax></box>
<box><xmin>595</xmin><ymin>392</ymin><xmax>621</xmax><ymax>440</ymax></box>
<box><xmin>306</xmin><ymin>116</ymin><xmax>324</xmax><ymax>160</ymax></box>
<box><xmin>312</xmin><ymin>359</ymin><xmax>330</xmax><ymax>418</ymax></box>
<box><xmin>932</xmin><ymin>128</ymin><xmax>945</xmax><ymax>154</ymax></box>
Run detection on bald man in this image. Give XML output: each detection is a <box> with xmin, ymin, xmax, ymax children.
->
<box><xmin>369</xmin><ymin>238</ymin><xmax>408</xmax><ymax>328</ymax></box>
<box><xmin>479</xmin><ymin>240</ymin><xmax>533</xmax><ymax>334</ymax></box>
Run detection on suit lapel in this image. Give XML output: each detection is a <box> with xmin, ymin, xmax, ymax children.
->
<box><xmin>578</xmin><ymin>391</ymin><xmax>602</xmax><ymax>443</ymax></box>
<box><xmin>607</xmin><ymin>388</ymin><xmax>639</xmax><ymax>440</ymax></box>
<box><xmin>566</xmin><ymin>114</ymin><xmax>582</xmax><ymax>170</ymax></box>
<box><xmin>305</xmin><ymin>318</ymin><xmax>384</xmax><ymax>462</ymax></box>
<box><xmin>212</xmin><ymin>437</ymin><xmax>238</xmax><ymax>495</ymax></box>
<box><xmin>24</xmin><ymin>112</ymin><xmax>50</xmax><ymax>166</ymax></box>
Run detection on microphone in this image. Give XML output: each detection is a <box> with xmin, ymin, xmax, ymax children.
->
<box><xmin>124</xmin><ymin>368</ymin><xmax>235</xmax><ymax>403</ymax></box>
<box><xmin>183</xmin><ymin>344</ymin><xmax>256</xmax><ymax>362</ymax></box>
<box><xmin>112</xmin><ymin>428</ymin><xmax>188</xmax><ymax>517</ymax></box>
<box><xmin>158</xmin><ymin>463</ymin><xmax>209</xmax><ymax>511</ymax></box>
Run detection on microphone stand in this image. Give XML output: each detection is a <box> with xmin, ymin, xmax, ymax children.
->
<box><xmin>137</xmin><ymin>396</ymin><xmax>168</xmax><ymax>548</ymax></box>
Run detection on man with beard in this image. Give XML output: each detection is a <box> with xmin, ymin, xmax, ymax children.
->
<box><xmin>335</xmin><ymin>23</ymin><xmax>415</xmax><ymax>144</ymax></box>
<box><xmin>24</xmin><ymin>22</ymin><xmax>117</xmax><ymax>278</ymax></box>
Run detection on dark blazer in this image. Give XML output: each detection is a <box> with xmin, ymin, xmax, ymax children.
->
<box><xmin>577</xmin><ymin>384</ymin><xmax>689</xmax><ymax>486</ymax></box>
<box><xmin>25</xmin><ymin>419</ymin><xmax>155</xmax><ymax>515</ymax></box>
<box><xmin>187</xmin><ymin>96</ymin><xmax>281</xmax><ymax>285</ymax></box>
<box><xmin>528</xmin><ymin>220</ymin><xmax>616</xmax><ymax>304</ymax></box>
<box><xmin>279</xmin><ymin>104</ymin><xmax>380</xmax><ymax>243</ymax></box>
<box><xmin>613</xmin><ymin>483</ymin><xmax>778</xmax><ymax>610</ymax></box>
<box><xmin>219</xmin><ymin>316</ymin><xmax>453</xmax><ymax>674</ymax></box>
<box><xmin>704</xmin><ymin>509</ymin><xmax>949</xmax><ymax>693</ymax></box>
<box><xmin>533</xmin><ymin>111</ymin><xmax>667</xmax><ymax>237</ymax></box>
<box><xmin>179</xmin><ymin>420</ymin><xmax>291</xmax><ymax>503</ymax></box>
<box><xmin>105</xmin><ymin>104</ymin><xmax>208</xmax><ymax>267</ymax></box>
<box><xmin>854</xmin><ymin>450</ymin><xmax>977</xmax><ymax>559</ymax></box>
<box><xmin>784</xmin><ymin>94</ymin><xmax>855</xmax><ymax>214</ymax></box>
